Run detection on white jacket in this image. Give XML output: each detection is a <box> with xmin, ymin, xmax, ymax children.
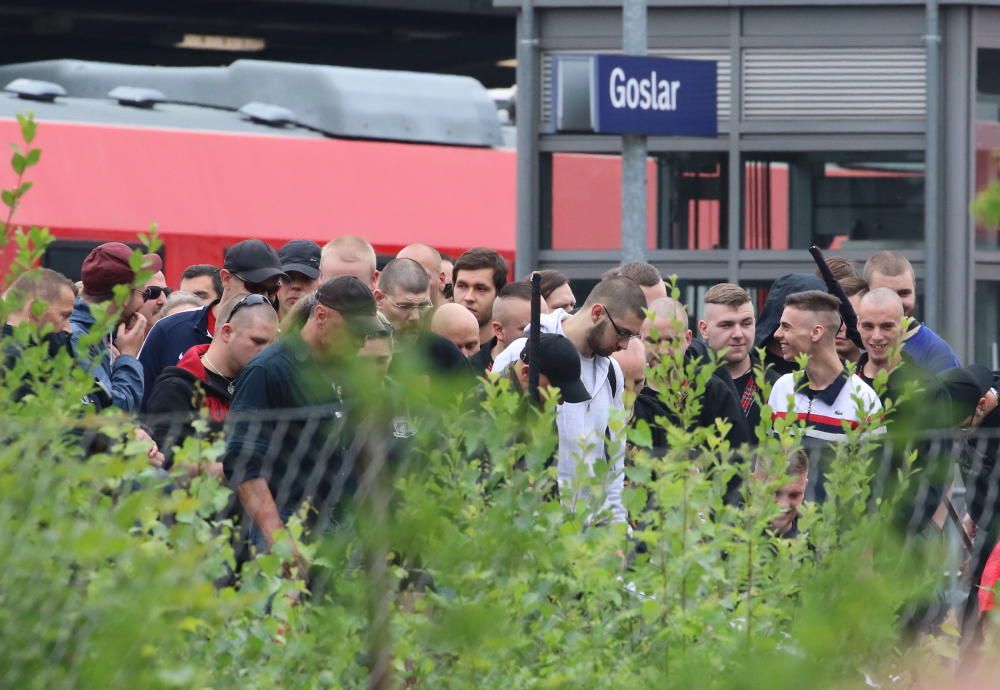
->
<box><xmin>492</xmin><ymin>309</ymin><xmax>628</xmax><ymax>525</ymax></box>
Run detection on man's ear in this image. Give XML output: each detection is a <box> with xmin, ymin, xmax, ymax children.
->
<box><xmin>438</xmin><ymin>270</ymin><xmax>447</xmax><ymax>292</ymax></box>
<box><xmin>685</xmin><ymin>329</ymin><xmax>693</xmax><ymax>347</ymax></box>
<box><xmin>491</xmin><ymin>320</ymin><xmax>503</xmax><ymax>343</ymax></box>
<box><xmin>517</xmin><ymin>362</ymin><xmax>531</xmax><ymax>387</ymax></box>
<box><xmin>219</xmin><ymin>322</ymin><xmax>235</xmax><ymax>343</ymax></box>
<box><xmin>812</xmin><ymin>324</ymin><xmax>824</xmax><ymax>342</ymax></box>
<box><xmin>370</xmin><ymin>270</ymin><xmax>381</xmax><ymax>292</ymax></box>
<box><xmin>373</xmin><ymin>288</ymin><xmax>385</xmax><ymax>308</ymax></box>
<box><xmin>590</xmin><ymin>303</ymin><xmax>604</xmax><ymax>324</ymax></box>
<box><xmin>697</xmin><ymin>319</ymin><xmax>708</xmax><ymax>339</ymax></box>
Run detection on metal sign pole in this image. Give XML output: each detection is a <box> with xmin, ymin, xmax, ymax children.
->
<box><xmin>621</xmin><ymin>0</ymin><xmax>648</xmax><ymax>264</ymax></box>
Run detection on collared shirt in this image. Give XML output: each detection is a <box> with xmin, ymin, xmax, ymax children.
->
<box><xmin>769</xmin><ymin>369</ymin><xmax>883</xmax><ymax>442</ymax></box>
<box><xmin>769</xmin><ymin>368</ymin><xmax>883</xmax><ymax>502</ymax></box>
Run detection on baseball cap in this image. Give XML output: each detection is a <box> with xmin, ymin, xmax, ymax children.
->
<box><xmin>519</xmin><ymin>333</ymin><xmax>591</xmax><ymax>404</ymax></box>
<box><xmin>315</xmin><ymin>275</ymin><xmax>385</xmax><ymax>338</ymax></box>
<box><xmin>81</xmin><ymin>242</ymin><xmax>163</xmax><ymax>298</ymax></box>
<box><xmin>278</xmin><ymin>239</ymin><xmax>321</xmax><ymax>280</ymax></box>
<box><xmin>223</xmin><ymin>239</ymin><xmax>286</xmax><ymax>284</ymax></box>
<box><xmin>939</xmin><ymin>364</ymin><xmax>995</xmax><ymax>422</ymax></box>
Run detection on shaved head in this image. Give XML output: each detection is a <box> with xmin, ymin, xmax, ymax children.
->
<box><xmin>397</xmin><ymin>243</ymin><xmax>444</xmax><ymax>304</ymax></box>
<box><xmin>431</xmin><ymin>303</ymin><xmax>481</xmax><ymax>358</ymax></box>
<box><xmin>859</xmin><ymin>287</ymin><xmax>904</xmax><ymax>316</ymax></box>
<box><xmin>858</xmin><ymin>287</ymin><xmax>905</xmax><ymax>369</ymax></box>
<box><xmin>642</xmin><ymin>297</ymin><xmax>692</xmax><ymax>366</ymax></box>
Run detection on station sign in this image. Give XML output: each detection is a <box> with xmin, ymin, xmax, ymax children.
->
<box><xmin>591</xmin><ymin>54</ymin><xmax>717</xmax><ymax>137</ymax></box>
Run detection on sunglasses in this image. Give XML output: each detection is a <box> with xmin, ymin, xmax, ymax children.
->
<box><xmin>142</xmin><ymin>285</ymin><xmax>172</xmax><ymax>301</ymax></box>
<box><xmin>237</xmin><ymin>275</ymin><xmax>280</xmax><ymax>296</ymax></box>
<box><xmin>225</xmin><ymin>293</ymin><xmax>270</xmax><ymax>323</ymax></box>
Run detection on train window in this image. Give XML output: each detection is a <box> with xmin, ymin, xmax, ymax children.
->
<box><xmin>742</xmin><ymin>151</ymin><xmax>925</xmax><ymax>251</ymax></box>
<box><xmin>541</xmin><ymin>151</ymin><xmax>727</xmax><ymax>251</ymax></box>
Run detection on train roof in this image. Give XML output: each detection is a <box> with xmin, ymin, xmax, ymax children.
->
<box><xmin>0</xmin><ymin>59</ymin><xmax>504</xmax><ymax>147</ymax></box>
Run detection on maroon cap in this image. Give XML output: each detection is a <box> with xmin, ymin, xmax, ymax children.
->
<box><xmin>81</xmin><ymin>242</ymin><xmax>163</xmax><ymax>297</ymax></box>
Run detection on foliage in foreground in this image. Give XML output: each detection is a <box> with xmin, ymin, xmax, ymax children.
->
<box><xmin>2</xmin><ymin>112</ymin><xmax>999</xmax><ymax>689</ymax></box>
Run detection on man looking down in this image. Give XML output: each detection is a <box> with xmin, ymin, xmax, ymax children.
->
<box><xmin>493</xmin><ymin>276</ymin><xmax>648</xmax><ymax>525</ymax></box>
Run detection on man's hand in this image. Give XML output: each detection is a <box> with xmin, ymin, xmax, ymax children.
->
<box><xmin>133</xmin><ymin>427</ymin><xmax>165</xmax><ymax>468</ymax></box>
<box><xmin>116</xmin><ymin>313</ymin><xmax>147</xmax><ymax>358</ymax></box>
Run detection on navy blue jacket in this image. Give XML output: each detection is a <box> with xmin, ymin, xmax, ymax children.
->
<box><xmin>138</xmin><ymin>302</ymin><xmax>215</xmax><ymax>411</ymax></box>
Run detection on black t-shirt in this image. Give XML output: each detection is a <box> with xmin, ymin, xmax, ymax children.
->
<box><xmin>223</xmin><ymin>334</ymin><xmax>353</xmax><ymax>520</ymax></box>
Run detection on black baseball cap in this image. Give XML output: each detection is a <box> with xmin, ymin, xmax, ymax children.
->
<box><xmin>519</xmin><ymin>333</ymin><xmax>591</xmax><ymax>404</ymax></box>
<box><xmin>316</xmin><ymin>276</ymin><xmax>385</xmax><ymax>338</ymax></box>
<box><xmin>279</xmin><ymin>240</ymin><xmax>321</xmax><ymax>280</ymax></box>
<box><xmin>223</xmin><ymin>239</ymin><xmax>286</xmax><ymax>284</ymax></box>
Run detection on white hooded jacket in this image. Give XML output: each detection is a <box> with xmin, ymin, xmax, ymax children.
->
<box><xmin>492</xmin><ymin>309</ymin><xmax>627</xmax><ymax>525</ymax></box>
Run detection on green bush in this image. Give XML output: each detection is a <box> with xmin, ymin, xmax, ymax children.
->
<box><xmin>0</xmin><ymin>113</ymin><xmax>993</xmax><ymax>689</ymax></box>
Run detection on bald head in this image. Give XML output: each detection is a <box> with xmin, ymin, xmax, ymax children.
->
<box><xmin>431</xmin><ymin>303</ymin><xmax>481</xmax><ymax>358</ymax></box>
<box><xmin>611</xmin><ymin>338</ymin><xmax>647</xmax><ymax>395</ymax></box>
<box><xmin>397</xmin><ymin>243</ymin><xmax>444</xmax><ymax>304</ymax></box>
<box><xmin>642</xmin><ymin>297</ymin><xmax>692</xmax><ymax>367</ymax></box>
<box><xmin>321</xmin><ymin>235</ymin><xmax>378</xmax><ymax>289</ymax></box>
<box><xmin>857</xmin><ymin>287</ymin><xmax>905</xmax><ymax>368</ymax></box>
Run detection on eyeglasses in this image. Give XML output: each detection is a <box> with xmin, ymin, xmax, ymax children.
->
<box><xmin>225</xmin><ymin>293</ymin><xmax>270</xmax><ymax>323</ymax></box>
<box><xmin>386</xmin><ymin>296</ymin><xmax>434</xmax><ymax>314</ymax></box>
<box><xmin>142</xmin><ymin>285</ymin><xmax>172</xmax><ymax>301</ymax></box>
<box><xmin>604</xmin><ymin>307</ymin><xmax>640</xmax><ymax>341</ymax></box>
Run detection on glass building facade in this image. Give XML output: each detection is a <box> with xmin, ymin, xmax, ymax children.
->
<box><xmin>504</xmin><ymin>0</ymin><xmax>1000</xmax><ymax>365</ymax></box>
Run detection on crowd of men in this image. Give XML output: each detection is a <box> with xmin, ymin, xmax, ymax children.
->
<box><xmin>5</xmin><ymin>234</ymin><xmax>1000</xmax><ymax>644</ymax></box>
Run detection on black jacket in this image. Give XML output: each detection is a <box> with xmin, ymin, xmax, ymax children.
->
<box><xmin>139</xmin><ymin>301</ymin><xmax>217</xmax><ymax>411</ymax></box>
<box><xmin>145</xmin><ymin>362</ymin><xmax>233</xmax><ymax>470</ymax></box>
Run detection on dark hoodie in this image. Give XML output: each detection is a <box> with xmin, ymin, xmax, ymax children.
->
<box><xmin>144</xmin><ymin>343</ymin><xmax>234</xmax><ymax>469</ymax></box>
<box><xmin>754</xmin><ymin>273</ymin><xmax>826</xmax><ymax>377</ymax></box>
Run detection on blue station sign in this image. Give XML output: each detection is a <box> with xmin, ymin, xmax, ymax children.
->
<box><xmin>591</xmin><ymin>54</ymin><xmax>718</xmax><ymax>137</ymax></box>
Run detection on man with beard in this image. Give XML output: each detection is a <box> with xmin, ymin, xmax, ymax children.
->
<box><xmin>452</xmin><ymin>247</ymin><xmax>508</xmax><ymax>346</ymax></box>
<box><xmin>492</xmin><ymin>276</ymin><xmax>647</xmax><ymax>525</ymax></box>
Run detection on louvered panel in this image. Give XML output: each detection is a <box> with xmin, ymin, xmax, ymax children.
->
<box><xmin>540</xmin><ymin>53</ymin><xmax>554</xmax><ymax>131</ymax></box>
<box><xmin>540</xmin><ymin>49</ymin><xmax>730</xmax><ymax>130</ymax></box>
<box><xmin>743</xmin><ymin>48</ymin><xmax>926</xmax><ymax>119</ymax></box>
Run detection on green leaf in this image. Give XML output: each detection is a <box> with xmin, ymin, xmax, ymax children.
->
<box><xmin>2</xmin><ymin>189</ymin><xmax>15</xmax><ymax>208</ymax></box>
<box><xmin>11</xmin><ymin>153</ymin><xmax>25</xmax><ymax>175</ymax></box>
<box><xmin>25</xmin><ymin>149</ymin><xmax>40</xmax><ymax>167</ymax></box>
<box><xmin>17</xmin><ymin>181</ymin><xmax>32</xmax><ymax>196</ymax></box>
<box><xmin>16</xmin><ymin>112</ymin><xmax>37</xmax><ymax>144</ymax></box>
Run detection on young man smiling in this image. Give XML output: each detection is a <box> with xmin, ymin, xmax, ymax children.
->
<box><xmin>767</xmin><ymin>290</ymin><xmax>883</xmax><ymax>502</ymax></box>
